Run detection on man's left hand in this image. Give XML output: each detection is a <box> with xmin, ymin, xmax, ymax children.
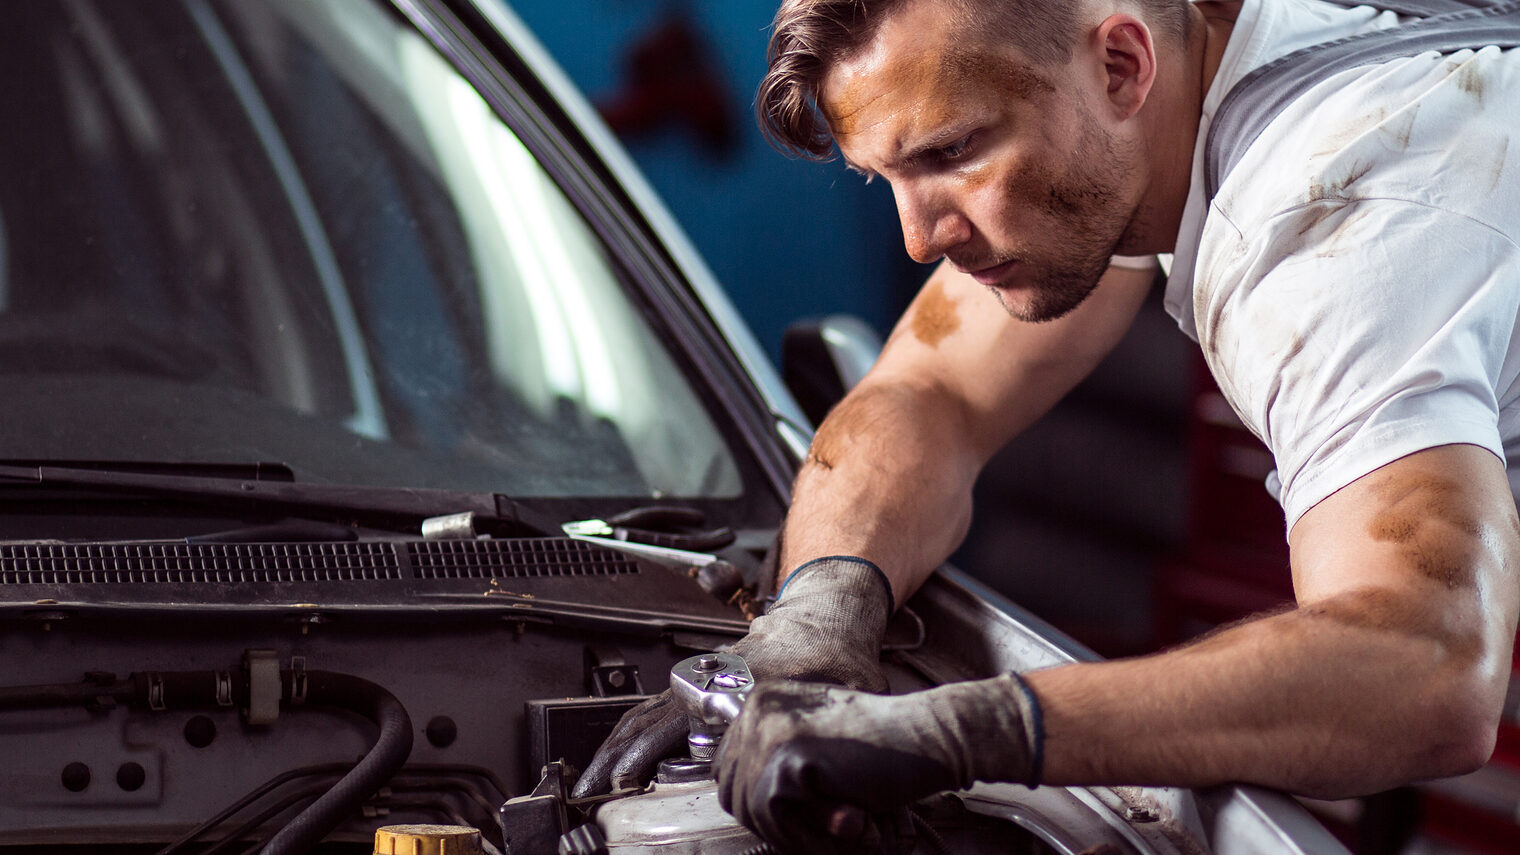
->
<box><xmin>714</xmin><ymin>674</ymin><xmax>1042</xmax><ymax>853</ymax></box>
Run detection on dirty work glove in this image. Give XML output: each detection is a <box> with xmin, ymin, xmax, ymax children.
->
<box><xmin>714</xmin><ymin>673</ymin><xmax>1044</xmax><ymax>854</ymax></box>
<box><xmin>570</xmin><ymin>557</ymin><xmax>892</xmax><ymax>798</ymax></box>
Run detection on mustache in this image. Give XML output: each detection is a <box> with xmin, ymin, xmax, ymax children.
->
<box><xmin>948</xmin><ymin>249</ymin><xmax>1023</xmax><ymax>274</ymax></box>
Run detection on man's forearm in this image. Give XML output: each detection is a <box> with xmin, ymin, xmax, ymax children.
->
<box><xmin>778</xmin><ymin>379</ymin><xmax>984</xmax><ymax>604</ymax></box>
<box><xmin>773</xmin><ymin>264</ymin><xmax>1157</xmax><ymax>602</ymax></box>
<box><xmin>1029</xmin><ymin>586</ymin><xmax>1506</xmax><ymax>797</ymax></box>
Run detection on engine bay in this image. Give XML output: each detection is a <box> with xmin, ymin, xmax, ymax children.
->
<box><xmin>0</xmin><ymin>533</ymin><xmax>1065</xmax><ymax>854</ymax></box>
<box><xmin>0</xmin><ymin>528</ymin><xmax>1326</xmax><ymax>855</ymax></box>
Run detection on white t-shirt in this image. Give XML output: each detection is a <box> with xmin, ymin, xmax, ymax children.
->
<box><xmin>1165</xmin><ymin>0</ymin><xmax>1520</xmax><ymax>530</ymax></box>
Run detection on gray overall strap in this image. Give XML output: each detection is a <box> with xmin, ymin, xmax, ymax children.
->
<box><xmin>1204</xmin><ymin>0</ymin><xmax>1520</xmax><ymax>201</ymax></box>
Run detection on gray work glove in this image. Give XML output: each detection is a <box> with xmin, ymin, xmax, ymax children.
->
<box><xmin>714</xmin><ymin>673</ymin><xmax>1044</xmax><ymax>854</ymax></box>
<box><xmin>570</xmin><ymin>556</ymin><xmax>892</xmax><ymax>798</ymax></box>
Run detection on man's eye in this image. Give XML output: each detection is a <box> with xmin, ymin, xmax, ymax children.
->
<box><xmin>939</xmin><ymin>134</ymin><xmax>975</xmax><ymax>160</ymax></box>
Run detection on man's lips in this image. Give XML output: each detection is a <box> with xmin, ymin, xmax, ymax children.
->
<box><xmin>957</xmin><ymin>258</ymin><xmax>1019</xmax><ymax>288</ymax></box>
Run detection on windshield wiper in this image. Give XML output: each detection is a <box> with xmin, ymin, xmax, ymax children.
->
<box><xmin>0</xmin><ymin>462</ymin><xmax>554</xmax><ymax>537</ymax></box>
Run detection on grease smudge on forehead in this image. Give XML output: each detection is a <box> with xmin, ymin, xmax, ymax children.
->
<box><xmin>909</xmin><ymin>276</ymin><xmax>962</xmax><ymax>347</ymax></box>
<box><xmin>944</xmin><ymin>50</ymin><xmax>1057</xmax><ymax>103</ymax></box>
<box><xmin>823</xmin><ymin>41</ymin><xmax>1056</xmax><ymax>143</ymax></box>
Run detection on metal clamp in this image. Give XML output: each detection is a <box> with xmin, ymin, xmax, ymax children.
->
<box><xmin>290</xmin><ymin>655</ymin><xmax>308</xmax><ymax>705</ymax></box>
<box><xmin>147</xmin><ymin>673</ymin><xmax>166</xmax><ymax>711</ymax></box>
<box><xmin>215</xmin><ymin>671</ymin><xmax>233</xmax><ymax>707</ymax></box>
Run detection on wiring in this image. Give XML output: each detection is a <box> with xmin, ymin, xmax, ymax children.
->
<box><xmin>198</xmin><ymin>784</ymin><xmax>330</xmax><ymax>855</ymax></box>
<box><xmin>155</xmin><ymin>764</ymin><xmax>350</xmax><ymax>855</ymax></box>
<box><xmin>157</xmin><ymin>763</ymin><xmax>511</xmax><ymax>855</ymax></box>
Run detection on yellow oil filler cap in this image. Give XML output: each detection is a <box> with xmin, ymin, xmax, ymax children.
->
<box><xmin>373</xmin><ymin>825</ymin><xmax>483</xmax><ymax>855</ymax></box>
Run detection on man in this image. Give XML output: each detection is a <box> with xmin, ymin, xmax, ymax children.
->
<box><xmin>578</xmin><ymin>0</ymin><xmax>1520</xmax><ymax>850</ymax></box>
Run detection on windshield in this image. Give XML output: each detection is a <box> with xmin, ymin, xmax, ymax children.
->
<box><xmin>0</xmin><ymin>0</ymin><xmax>744</xmax><ymax>500</ymax></box>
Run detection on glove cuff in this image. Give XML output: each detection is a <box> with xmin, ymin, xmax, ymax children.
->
<box><xmin>1007</xmin><ymin>671</ymin><xmax>1045</xmax><ymax>787</ymax></box>
<box><xmin>737</xmin><ymin>556</ymin><xmax>892</xmax><ymax>691</ymax></box>
<box><xmin>776</xmin><ymin>555</ymin><xmax>895</xmax><ymax>615</ymax></box>
<box><xmin>933</xmin><ymin>671</ymin><xmax>1045</xmax><ymax>789</ymax></box>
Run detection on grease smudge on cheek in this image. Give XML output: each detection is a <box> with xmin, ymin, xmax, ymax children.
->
<box><xmin>961</xmin><ymin>161</ymin><xmax>996</xmax><ymax>192</ymax></box>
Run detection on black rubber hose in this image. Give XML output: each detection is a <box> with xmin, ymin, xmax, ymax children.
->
<box><xmin>0</xmin><ymin>675</ymin><xmax>135</xmax><ymax>710</ymax></box>
<box><xmin>2</xmin><ymin>667</ymin><xmax>415</xmax><ymax>854</ymax></box>
<box><xmin>257</xmin><ymin>670</ymin><xmax>413</xmax><ymax>855</ymax></box>
<box><xmin>0</xmin><ymin>670</ymin><xmax>231</xmax><ymax>713</ymax></box>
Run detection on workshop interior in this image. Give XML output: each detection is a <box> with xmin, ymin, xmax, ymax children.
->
<box><xmin>0</xmin><ymin>1</ymin><xmax>1515</xmax><ymax>854</ymax></box>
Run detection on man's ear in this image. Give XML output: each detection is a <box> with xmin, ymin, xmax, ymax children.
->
<box><xmin>1093</xmin><ymin>14</ymin><xmax>1156</xmax><ymax>120</ymax></box>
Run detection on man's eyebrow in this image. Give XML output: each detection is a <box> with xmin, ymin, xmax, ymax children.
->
<box><xmin>864</xmin><ymin>125</ymin><xmax>978</xmax><ymax>179</ymax></box>
<box><xmin>841</xmin><ymin>158</ymin><xmax>877</xmax><ymax>181</ymax></box>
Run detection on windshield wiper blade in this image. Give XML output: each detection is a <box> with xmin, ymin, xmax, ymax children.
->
<box><xmin>0</xmin><ymin>463</ymin><xmax>553</xmax><ymax>537</ymax></box>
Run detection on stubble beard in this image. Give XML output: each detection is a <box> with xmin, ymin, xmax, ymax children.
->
<box><xmin>987</xmin><ymin>114</ymin><xmax>1139</xmax><ymax>323</ymax></box>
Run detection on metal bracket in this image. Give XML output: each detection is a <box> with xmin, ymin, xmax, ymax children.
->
<box><xmin>422</xmin><ymin>511</ymin><xmax>478</xmax><ymax>540</ymax></box>
<box><xmin>500</xmin><ymin>761</ymin><xmax>573</xmax><ymax>855</ymax></box>
<box><xmin>244</xmin><ymin>649</ymin><xmax>281</xmax><ymax>725</ymax></box>
<box><xmin>584</xmin><ymin>646</ymin><xmax>643</xmax><ymax>698</ymax></box>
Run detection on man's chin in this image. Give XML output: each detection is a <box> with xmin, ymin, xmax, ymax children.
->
<box><xmin>988</xmin><ymin>276</ymin><xmax>1099</xmax><ymax>324</ymax></box>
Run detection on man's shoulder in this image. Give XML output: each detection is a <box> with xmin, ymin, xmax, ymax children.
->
<box><xmin>1215</xmin><ymin>47</ymin><xmax>1520</xmax><ymax>237</ymax></box>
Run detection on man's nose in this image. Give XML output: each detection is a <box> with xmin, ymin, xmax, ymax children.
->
<box><xmin>894</xmin><ymin>184</ymin><xmax>971</xmax><ymax>264</ymax></box>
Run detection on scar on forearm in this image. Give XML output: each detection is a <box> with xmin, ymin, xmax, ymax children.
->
<box><xmin>908</xmin><ymin>277</ymin><xmax>962</xmax><ymax>348</ymax></box>
<box><xmin>1368</xmin><ymin>473</ymin><xmax>1482</xmax><ymax>590</ymax></box>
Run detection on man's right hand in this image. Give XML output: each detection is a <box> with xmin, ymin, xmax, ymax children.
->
<box><xmin>569</xmin><ymin>556</ymin><xmax>893</xmax><ymax>798</ymax></box>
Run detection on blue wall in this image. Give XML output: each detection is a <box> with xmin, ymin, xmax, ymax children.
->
<box><xmin>506</xmin><ymin>0</ymin><xmax>927</xmax><ymax>361</ymax></box>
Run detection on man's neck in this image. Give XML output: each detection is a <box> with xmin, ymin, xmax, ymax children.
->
<box><xmin>1196</xmin><ymin>1</ymin><xmax>1243</xmax><ymax>99</ymax></box>
<box><xmin>1126</xmin><ymin>0</ymin><xmax>1240</xmax><ymax>254</ymax></box>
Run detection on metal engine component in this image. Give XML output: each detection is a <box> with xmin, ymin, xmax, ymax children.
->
<box><xmin>580</xmin><ymin>653</ymin><xmax>760</xmax><ymax>853</ymax></box>
<box><xmin>667</xmin><ymin>653</ymin><xmax>752</xmax><ymax>762</ymax></box>
<box><xmin>588</xmin><ymin>779</ymin><xmax>760</xmax><ymax>854</ymax></box>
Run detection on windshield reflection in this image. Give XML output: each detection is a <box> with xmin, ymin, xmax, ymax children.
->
<box><xmin>0</xmin><ymin>0</ymin><xmax>742</xmax><ymax>499</ymax></box>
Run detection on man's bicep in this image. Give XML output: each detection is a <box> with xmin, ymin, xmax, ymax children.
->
<box><xmin>1288</xmin><ymin>444</ymin><xmax>1520</xmax><ymax>649</ymax></box>
<box><xmin>868</xmin><ymin>259</ymin><xmax>1153</xmax><ymax>458</ymax></box>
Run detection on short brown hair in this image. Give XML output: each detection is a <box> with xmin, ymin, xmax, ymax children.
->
<box><xmin>757</xmin><ymin>0</ymin><xmax>1191</xmax><ymax>159</ymax></box>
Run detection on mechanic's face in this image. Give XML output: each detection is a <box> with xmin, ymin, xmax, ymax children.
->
<box><xmin>821</xmin><ymin>0</ymin><xmax>1140</xmax><ymax>322</ymax></box>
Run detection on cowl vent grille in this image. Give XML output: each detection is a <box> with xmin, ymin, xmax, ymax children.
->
<box><xmin>409</xmin><ymin>539</ymin><xmax>638</xmax><ymax>579</ymax></box>
<box><xmin>0</xmin><ymin>538</ymin><xmax>639</xmax><ymax>585</ymax></box>
<box><xmin>0</xmin><ymin>543</ymin><xmax>401</xmax><ymax>585</ymax></box>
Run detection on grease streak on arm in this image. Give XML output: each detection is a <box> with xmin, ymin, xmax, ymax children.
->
<box><xmin>1029</xmin><ymin>443</ymin><xmax>1520</xmax><ymax>796</ymax></box>
<box><xmin>779</xmin><ymin>259</ymin><xmax>1154</xmax><ymax>603</ymax></box>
